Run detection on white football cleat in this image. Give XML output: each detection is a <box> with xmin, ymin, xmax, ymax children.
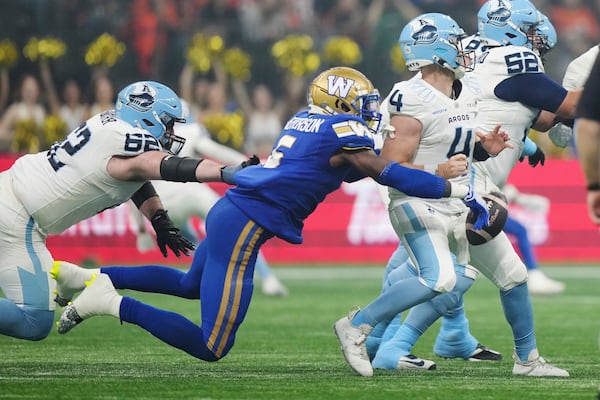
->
<box><xmin>512</xmin><ymin>349</ymin><xmax>569</xmax><ymax>377</ymax></box>
<box><xmin>57</xmin><ymin>273</ymin><xmax>122</xmax><ymax>334</ymax></box>
<box><xmin>333</xmin><ymin>309</ymin><xmax>373</xmax><ymax>377</ymax></box>
<box><xmin>397</xmin><ymin>354</ymin><xmax>437</xmax><ymax>371</ymax></box>
<box><xmin>49</xmin><ymin>260</ymin><xmax>98</xmax><ymax>306</ymax></box>
<box><xmin>527</xmin><ymin>269</ymin><xmax>565</xmax><ymax>295</ymax></box>
<box><xmin>261</xmin><ymin>275</ymin><xmax>288</xmax><ymax>296</ymax></box>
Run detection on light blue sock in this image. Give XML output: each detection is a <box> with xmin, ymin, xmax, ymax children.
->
<box><xmin>366</xmin><ymin>321</ymin><xmax>388</xmax><ymax>361</ymax></box>
<box><xmin>372</xmin><ymin>322</ymin><xmax>419</xmax><ymax>369</ymax></box>
<box><xmin>433</xmin><ymin>300</ymin><xmax>477</xmax><ymax>358</ymax></box>
<box><xmin>500</xmin><ymin>282</ymin><xmax>537</xmax><ymax>361</ymax></box>
<box><xmin>381</xmin><ymin>245</ymin><xmax>410</xmax><ymax>289</ymax></box>
<box><xmin>380</xmin><ymin>314</ymin><xmax>402</xmax><ymax>344</ymax></box>
<box><xmin>352</xmin><ymin>277</ymin><xmax>437</xmax><ymax>327</ymax></box>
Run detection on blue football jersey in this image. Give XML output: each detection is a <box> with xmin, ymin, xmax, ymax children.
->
<box><xmin>226</xmin><ymin>109</ymin><xmax>375</xmax><ymax>244</ymax></box>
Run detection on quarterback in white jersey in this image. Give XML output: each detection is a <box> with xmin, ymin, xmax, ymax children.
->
<box><xmin>363</xmin><ymin>3</ymin><xmax>573</xmax><ymax>377</ymax></box>
<box><xmin>0</xmin><ymin>81</ymin><xmax>243</xmax><ymax>341</ymax></box>
<box><xmin>339</xmin><ymin>13</ymin><xmax>509</xmax><ymax>374</ymax></box>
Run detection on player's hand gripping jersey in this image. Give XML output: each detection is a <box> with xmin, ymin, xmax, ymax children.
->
<box><xmin>226</xmin><ymin>108</ymin><xmax>375</xmax><ymax>244</ymax></box>
<box><xmin>9</xmin><ymin>111</ymin><xmax>154</xmax><ymax>234</ymax></box>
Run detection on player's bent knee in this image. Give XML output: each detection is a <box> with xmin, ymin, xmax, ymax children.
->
<box><xmin>15</xmin><ymin>308</ymin><xmax>54</xmax><ymax>341</ymax></box>
<box><xmin>496</xmin><ymin>266</ymin><xmax>528</xmax><ymax>291</ymax></box>
<box><xmin>436</xmin><ymin>273</ymin><xmax>457</xmax><ymax>294</ymax></box>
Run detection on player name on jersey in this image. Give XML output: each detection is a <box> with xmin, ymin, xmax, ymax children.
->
<box><xmin>283</xmin><ymin>116</ymin><xmax>325</xmax><ymax>133</ymax></box>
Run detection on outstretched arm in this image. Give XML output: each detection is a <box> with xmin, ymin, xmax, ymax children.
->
<box><xmin>332</xmin><ymin>149</ymin><xmax>467</xmax><ymax>199</ymax></box>
<box><xmin>107</xmin><ymin>151</ymin><xmax>225</xmax><ymax>182</ymax></box>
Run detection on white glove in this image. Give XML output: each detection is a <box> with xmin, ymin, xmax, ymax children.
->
<box><xmin>136</xmin><ymin>231</ymin><xmax>157</xmax><ymax>253</ymax></box>
<box><xmin>548</xmin><ymin>123</ymin><xmax>572</xmax><ymax>148</ymax></box>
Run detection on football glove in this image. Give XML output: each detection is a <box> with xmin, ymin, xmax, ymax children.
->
<box><xmin>527</xmin><ymin>147</ymin><xmax>545</xmax><ymax>167</ymax></box>
<box><xmin>463</xmin><ymin>185</ymin><xmax>490</xmax><ymax>230</ymax></box>
<box><xmin>220</xmin><ymin>154</ymin><xmax>260</xmax><ymax>184</ymax></box>
<box><xmin>151</xmin><ymin>209</ymin><xmax>195</xmax><ymax>257</ymax></box>
<box><xmin>548</xmin><ymin>123</ymin><xmax>572</xmax><ymax>148</ymax></box>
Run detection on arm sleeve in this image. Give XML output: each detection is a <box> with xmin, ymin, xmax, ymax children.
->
<box><xmin>521</xmin><ymin>136</ymin><xmax>538</xmax><ymax>157</ymax></box>
<box><xmin>374</xmin><ymin>162</ymin><xmax>448</xmax><ymax>199</ymax></box>
<box><xmin>494</xmin><ymin>73</ymin><xmax>567</xmax><ymax>112</ymax></box>
<box><xmin>575</xmin><ymin>52</ymin><xmax>600</xmax><ymax>121</ymax></box>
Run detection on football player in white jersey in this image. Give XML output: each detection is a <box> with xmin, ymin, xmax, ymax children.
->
<box><xmin>0</xmin><ymin>80</ymin><xmax>249</xmax><ymax>341</ymax></box>
<box><xmin>133</xmin><ymin>106</ymin><xmax>288</xmax><ymax>296</ymax></box>
<box><xmin>334</xmin><ymin>13</ymin><xmax>512</xmax><ymax>375</ymax></box>
<box><xmin>368</xmin><ymin>1</ymin><xmax>576</xmax><ymax>377</ymax></box>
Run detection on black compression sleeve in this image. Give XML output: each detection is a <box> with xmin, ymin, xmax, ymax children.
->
<box><xmin>159</xmin><ymin>156</ymin><xmax>202</xmax><ymax>182</ymax></box>
<box><xmin>131</xmin><ymin>181</ymin><xmax>158</xmax><ymax>208</ymax></box>
<box><xmin>576</xmin><ymin>52</ymin><xmax>600</xmax><ymax>121</ymax></box>
<box><xmin>473</xmin><ymin>142</ymin><xmax>491</xmax><ymax>161</ymax></box>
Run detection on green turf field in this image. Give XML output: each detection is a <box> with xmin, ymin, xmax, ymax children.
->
<box><xmin>1</xmin><ymin>265</ymin><xmax>599</xmax><ymax>400</ymax></box>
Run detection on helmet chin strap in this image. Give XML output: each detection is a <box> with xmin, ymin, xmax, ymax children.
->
<box><xmin>433</xmin><ymin>57</ymin><xmax>464</xmax><ymax>80</ymax></box>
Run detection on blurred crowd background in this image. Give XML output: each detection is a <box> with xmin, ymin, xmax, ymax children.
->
<box><xmin>0</xmin><ymin>0</ymin><xmax>597</xmax><ymax>159</ymax></box>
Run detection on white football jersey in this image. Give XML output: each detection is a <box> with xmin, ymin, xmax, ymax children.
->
<box><xmin>382</xmin><ymin>73</ymin><xmax>479</xmax><ymax>213</ymax></box>
<box><xmin>562</xmin><ymin>45</ymin><xmax>599</xmax><ymax>90</ymax></box>
<box><xmin>469</xmin><ymin>45</ymin><xmax>544</xmax><ymax>189</ymax></box>
<box><xmin>10</xmin><ymin>111</ymin><xmax>157</xmax><ymax>234</ymax></box>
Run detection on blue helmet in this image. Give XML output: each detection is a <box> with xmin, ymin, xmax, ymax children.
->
<box><xmin>477</xmin><ymin>0</ymin><xmax>542</xmax><ymax>48</ymax></box>
<box><xmin>115</xmin><ymin>81</ymin><xmax>186</xmax><ymax>155</ymax></box>
<box><xmin>399</xmin><ymin>13</ymin><xmax>472</xmax><ymax>79</ymax></box>
<box><xmin>536</xmin><ymin>12</ymin><xmax>557</xmax><ymax>57</ymax></box>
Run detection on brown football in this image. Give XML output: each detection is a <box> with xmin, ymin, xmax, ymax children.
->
<box><xmin>466</xmin><ymin>191</ymin><xmax>509</xmax><ymax>245</ymax></box>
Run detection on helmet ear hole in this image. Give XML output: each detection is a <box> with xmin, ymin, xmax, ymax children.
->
<box><xmin>142</xmin><ymin>118</ymin><xmax>156</xmax><ymax>127</ymax></box>
<box><xmin>338</xmin><ymin>101</ymin><xmax>351</xmax><ymax>113</ymax></box>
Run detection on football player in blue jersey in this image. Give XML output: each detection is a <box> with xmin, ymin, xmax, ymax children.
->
<box><xmin>52</xmin><ymin>66</ymin><xmax>490</xmax><ymax>363</ymax></box>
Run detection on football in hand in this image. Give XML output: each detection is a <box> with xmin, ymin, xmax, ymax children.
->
<box><xmin>466</xmin><ymin>191</ymin><xmax>509</xmax><ymax>245</ymax></box>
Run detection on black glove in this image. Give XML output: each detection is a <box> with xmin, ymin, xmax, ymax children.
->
<box><xmin>220</xmin><ymin>154</ymin><xmax>260</xmax><ymax>184</ymax></box>
<box><xmin>150</xmin><ymin>209</ymin><xmax>195</xmax><ymax>257</ymax></box>
<box><xmin>527</xmin><ymin>147</ymin><xmax>545</xmax><ymax>167</ymax></box>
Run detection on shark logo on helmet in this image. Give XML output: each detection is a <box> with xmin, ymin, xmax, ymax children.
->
<box><xmin>127</xmin><ymin>82</ymin><xmax>157</xmax><ymax>112</ymax></box>
<box><xmin>486</xmin><ymin>0</ymin><xmax>512</xmax><ymax>26</ymax></box>
<box><xmin>411</xmin><ymin>18</ymin><xmax>438</xmax><ymax>44</ymax></box>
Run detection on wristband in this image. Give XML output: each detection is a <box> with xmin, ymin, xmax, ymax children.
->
<box><xmin>448</xmin><ymin>182</ymin><xmax>469</xmax><ymax>199</ymax></box>
<box><xmin>131</xmin><ymin>181</ymin><xmax>158</xmax><ymax>208</ymax></box>
<box><xmin>587</xmin><ymin>183</ymin><xmax>600</xmax><ymax>191</ymax></box>
<box><xmin>424</xmin><ymin>164</ymin><xmax>438</xmax><ymax>175</ymax></box>
<box><xmin>473</xmin><ymin>142</ymin><xmax>491</xmax><ymax>161</ymax></box>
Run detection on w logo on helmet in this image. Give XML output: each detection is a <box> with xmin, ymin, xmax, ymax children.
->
<box><xmin>487</xmin><ymin>0</ymin><xmax>511</xmax><ymax>26</ymax></box>
<box><xmin>127</xmin><ymin>82</ymin><xmax>157</xmax><ymax>112</ymax></box>
<box><xmin>411</xmin><ymin>18</ymin><xmax>438</xmax><ymax>44</ymax></box>
<box><xmin>327</xmin><ymin>75</ymin><xmax>355</xmax><ymax>98</ymax></box>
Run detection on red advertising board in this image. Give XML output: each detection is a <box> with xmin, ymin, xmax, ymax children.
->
<box><xmin>1</xmin><ymin>153</ymin><xmax>597</xmax><ymax>265</ymax></box>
